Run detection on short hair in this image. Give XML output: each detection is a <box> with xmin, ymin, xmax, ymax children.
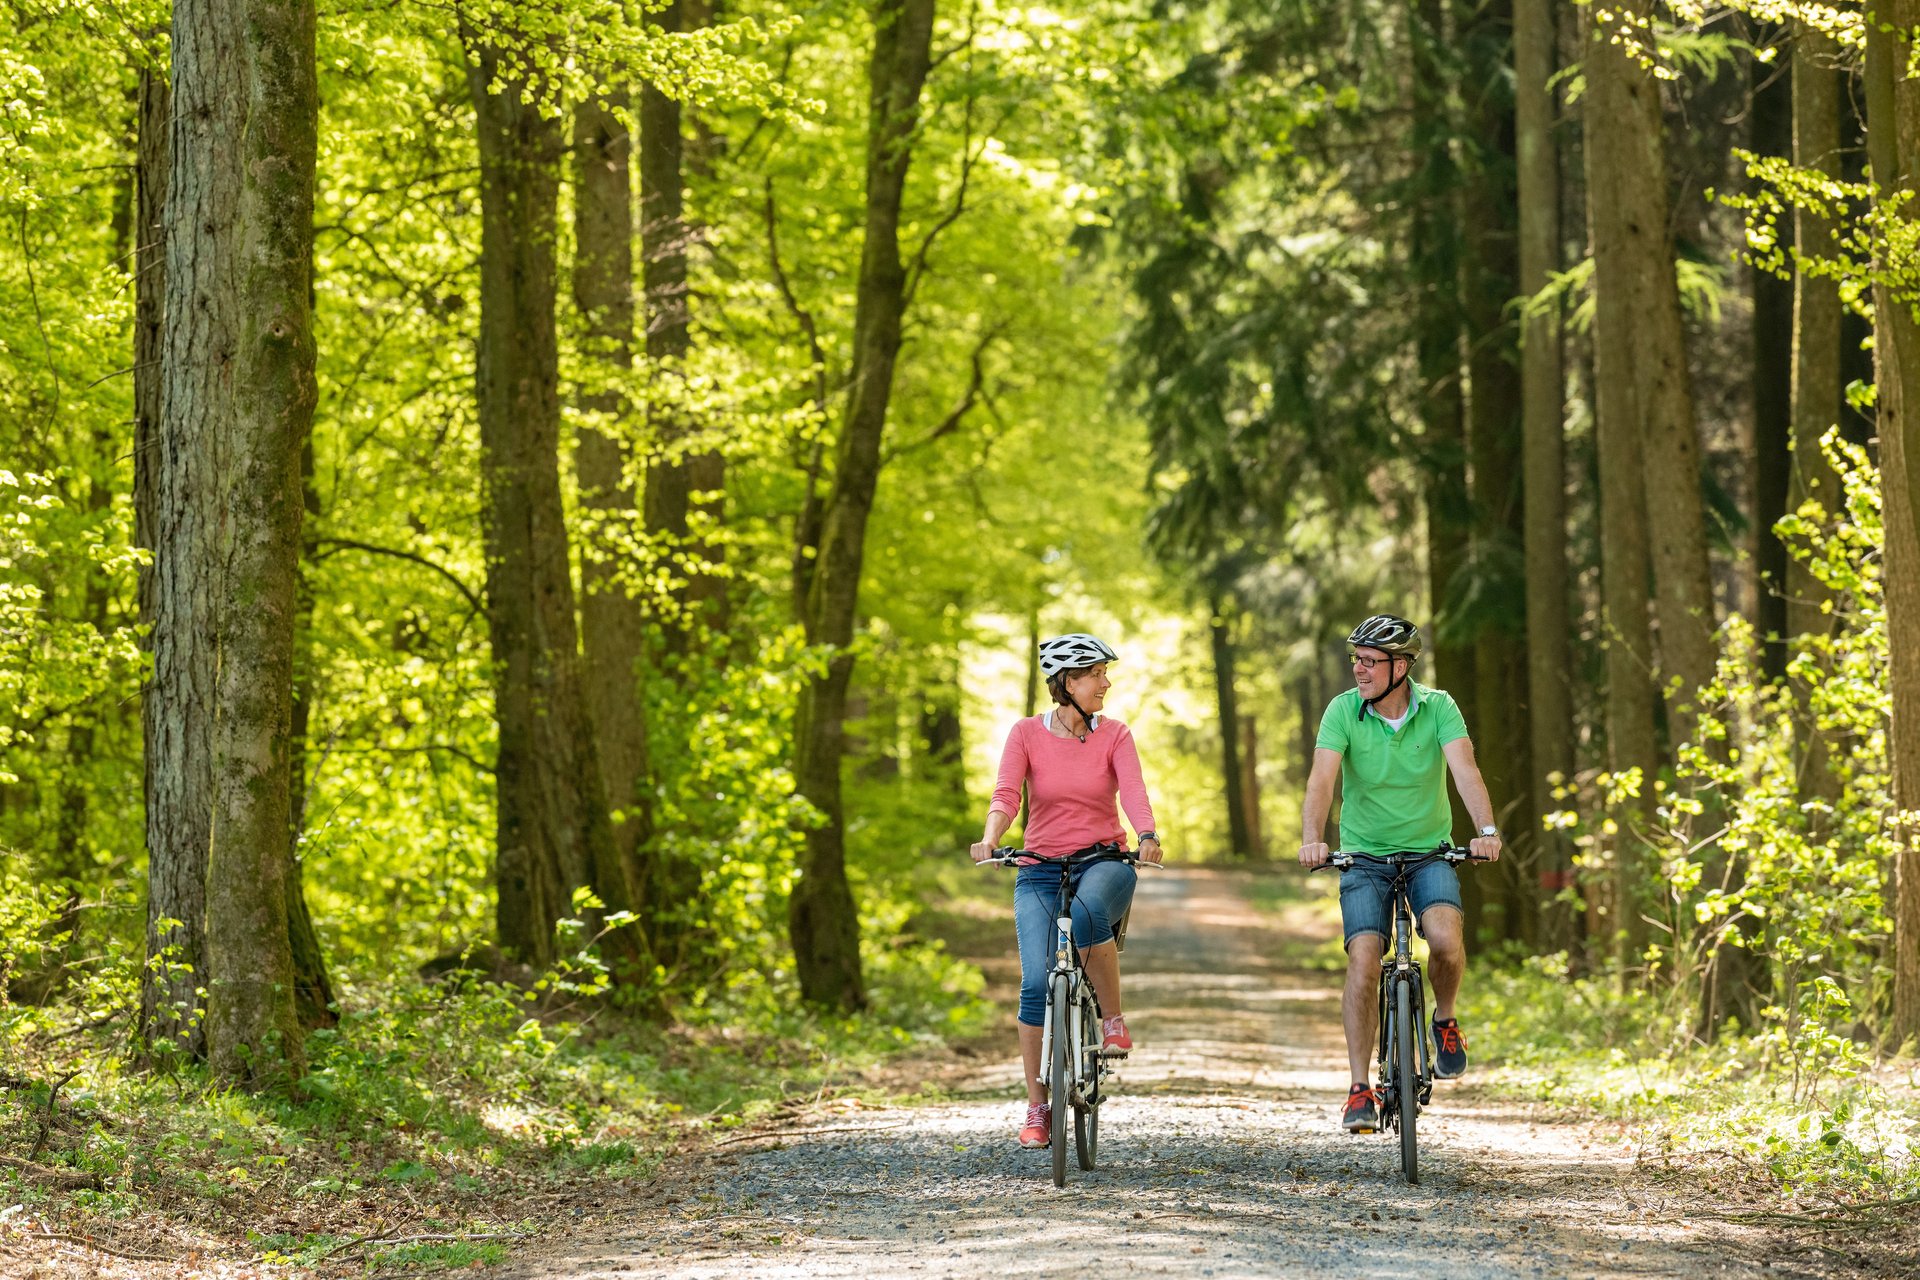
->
<box><xmin>1046</xmin><ymin>668</ymin><xmax>1093</xmax><ymax>706</ymax></box>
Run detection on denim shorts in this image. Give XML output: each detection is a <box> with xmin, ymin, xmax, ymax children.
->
<box><xmin>1013</xmin><ymin>859</ymin><xmax>1137</xmax><ymax>1027</ymax></box>
<box><xmin>1338</xmin><ymin>855</ymin><xmax>1463</xmax><ymax>949</ymax></box>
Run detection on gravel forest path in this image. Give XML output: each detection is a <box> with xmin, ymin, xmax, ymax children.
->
<box><xmin>503</xmin><ymin>868</ymin><xmax>1870</xmax><ymax>1280</ymax></box>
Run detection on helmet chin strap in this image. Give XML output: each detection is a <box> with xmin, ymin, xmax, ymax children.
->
<box><xmin>1359</xmin><ymin>660</ymin><xmax>1409</xmax><ymax>722</ymax></box>
<box><xmin>1062</xmin><ymin>690</ymin><xmax>1096</xmax><ymax>743</ymax></box>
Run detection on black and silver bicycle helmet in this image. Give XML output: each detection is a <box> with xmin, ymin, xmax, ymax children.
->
<box><xmin>1347</xmin><ymin>614</ymin><xmax>1422</xmax><ymax>657</ymax></box>
<box><xmin>1346</xmin><ymin>614</ymin><xmax>1420</xmax><ymax>720</ymax></box>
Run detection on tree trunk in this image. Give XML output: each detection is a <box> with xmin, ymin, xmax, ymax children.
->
<box><xmin>1753</xmin><ymin>27</ymin><xmax>1796</xmax><ymax>683</ymax></box>
<box><xmin>1459</xmin><ymin>0</ymin><xmax>1530</xmax><ymax>944</ymax></box>
<box><xmin>286</xmin><ymin>446</ymin><xmax>336</xmax><ymax>1029</ymax></box>
<box><xmin>1865</xmin><ymin>0</ymin><xmax>1920</xmax><ymax>1048</ymax></box>
<box><xmin>1412</xmin><ymin>0</ymin><xmax>1478</xmax><ymax>908</ymax></box>
<box><xmin>1516</xmin><ymin>0</ymin><xmax>1574</xmax><ymax>949</ymax></box>
<box><xmin>1587</xmin><ymin>0</ymin><xmax>1717</xmax><ymax>751</ymax></box>
<box><xmin>1789</xmin><ymin>21</ymin><xmax>1844</xmax><ymax>802</ymax></box>
<box><xmin>134</xmin><ymin>50</ymin><xmax>203</xmax><ymax>1059</ymax></box>
<box><xmin>572</xmin><ymin>81</ymin><xmax>665</xmax><ymax>975</ymax></box>
<box><xmin>641</xmin><ymin>0</ymin><xmax>727</xmax><ymax>646</ymax></box>
<box><xmin>465</xmin><ymin>30</ymin><xmax>636</xmax><ymax>973</ymax></box>
<box><xmin>1239</xmin><ymin>714</ymin><xmax>1265</xmax><ymax>861</ymax></box>
<box><xmin>155</xmin><ymin>0</ymin><xmax>317</xmax><ymax>1085</ymax></box>
<box><xmin>1582</xmin><ymin>0</ymin><xmax>1660</xmax><ymax>968</ymax></box>
<box><xmin>1211</xmin><ymin>601</ymin><xmax>1251</xmax><ymax>858</ymax></box>
<box><xmin>788</xmin><ymin>0</ymin><xmax>938</xmax><ymax>1011</ymax></box>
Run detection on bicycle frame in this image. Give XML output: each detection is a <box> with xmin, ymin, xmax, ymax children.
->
<box><xmin>1377</xmin><ymin>875</ymin><xmax>1435</xmax><ymax>1115</ymax></box>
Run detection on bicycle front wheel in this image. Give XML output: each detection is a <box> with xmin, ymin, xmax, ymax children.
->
<box><xmin>1049</xmin><ymin>977</ymin><xmax>1072</xmax><ymax>1187</ymax></box>
<box><xmin>1074</xmin><ymin>993</ymin><xmax>1099</xmax><ymax>1170</ymax></box>
<box><xmin>1395</xmin><ymin>977</ymin><xmax>1419</xmax><ymax>1184</ymax></box>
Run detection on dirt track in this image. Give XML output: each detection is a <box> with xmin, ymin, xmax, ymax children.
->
<box><xmin>500</xmin><ymin>868</ymin><xmax>1876</xmax><ymax>1279</ymax></box>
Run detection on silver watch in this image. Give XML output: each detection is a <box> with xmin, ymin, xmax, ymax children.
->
<box><xmin>1478</xmin><ymin>824</ymin><xmax>1499</xmax><ymax>838</ymax></box>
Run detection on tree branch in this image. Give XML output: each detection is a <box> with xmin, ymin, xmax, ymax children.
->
<box><xmin>882</xmin><ymin>323</ymin><xmax>1000</xmax><ymax>464</ymax></box>
<box><xmin>311</xmin><ymin>537</ymin><xmax>484</xmax><ymax>615</ymax></box>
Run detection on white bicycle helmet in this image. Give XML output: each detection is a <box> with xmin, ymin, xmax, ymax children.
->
<box><xmin>1038</xmin><ymin>633</ymin><xmax>1118</xmax><ymax>677</ymax></box>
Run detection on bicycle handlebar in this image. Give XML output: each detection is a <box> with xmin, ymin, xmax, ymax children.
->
<box><xmin>974</xmin><ymin>841</ymin><xmax>1165</xmax><ymax>868</ymax></box>
<box><xmin>1307</xmin><ymin>845</ymin><xmax>1488</xmax><ymax>874</ymax></box>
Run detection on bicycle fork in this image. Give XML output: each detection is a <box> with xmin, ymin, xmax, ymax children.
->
<box><xmin>1037</xmin><ymin>914</ymin><xmax>1079</xmax><ymax>1101</ymax></box>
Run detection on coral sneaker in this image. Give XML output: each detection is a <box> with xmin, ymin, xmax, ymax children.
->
<box><xmin>1342</xmin><ymin>1084</ymin><xmax>1380</xmax><ymax>1133</ymax></box>
<box><xmin>1100</xmin><ymin>1014</ymin><xmax>1133</xmax><ymax>1056</ymax></box>
<box><xmin>1432</xmin><ymin>1016</ymin><xmax>1469</xmax><ymax>1079</ymax></box>
<box><xmin>1018</xmin><ymin>1103</ymin><xmax>1051</xmax><ymax>1148</ymax></box>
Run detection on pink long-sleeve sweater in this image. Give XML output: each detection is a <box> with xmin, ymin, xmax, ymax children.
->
<box><xmin>987</xmin><ymin>714</ymin><xmax>1157</xmax><ymax>857</ymax></box>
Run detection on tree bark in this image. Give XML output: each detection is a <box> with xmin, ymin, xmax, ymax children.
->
<box><xmin>465</xmin><ymin>28</ymin><xmax>635</xmax><ymax>972</ymax></box>
<box><xmin>1586</xmin><ymin>0</ymin><xmax>1717</xmax><ymax>751</ymax></box>
<box><xmin>1211</xmin><ymin>601</ymin><xmax>1251</xmax><ymax>858</ymax></box>
<box><xmin>1239</xmin><ymin>714</ymin><xmax>1265</xmax><ymax>861</ymax></box>
<box><xmin>788</xmin><ymin>0</ymin><xmax>938</xmax><ymax>1010</ymax></box>
<box><xmin>155</xmin><ymin>0</ymin><xmax>317</xmax><ymax>1084</ymax></box>
<box><xmin>1865</xmin><ymin>0</ymin><xmax>1920</xmax><ymax>1047</ymax></box>
<box><xmin>1582</xmin><ymin>0</ymin><xmax>1660</xmax><ymax>967</ymax></box>
<box><xmin>572</xmin><ymin>81</ymin><xmax>664</xmax><ymax>975</ymax></box>
<box><xmin>134</xmin><ymin>49</ymin><xmax>204</xmax><ymax>1059</ymax></box>
<box><xmin>1516</xmin><ymin>0</ymin><xmax>1574</xmax><ymax>949</ymax></box>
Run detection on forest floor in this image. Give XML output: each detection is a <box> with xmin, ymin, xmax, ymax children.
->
<box><xmin>4</xmin><ymin>868</ymin><xmax>1914</xmax><ymax>1278</ymax></box>
<box><xmin>483</xmin><ymin>867</ymin><xmax>1918</xmax><ymax>1280</ymax></box>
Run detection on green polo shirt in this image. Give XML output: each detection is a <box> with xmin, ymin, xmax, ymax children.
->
<box><xmin>1314</xmin><ymin>681</ymin><xmax>1470</xmax><ymax>854</ymax></box>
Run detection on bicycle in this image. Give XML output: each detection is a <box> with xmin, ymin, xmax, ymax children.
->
<box><xmin>1311</xmin><ymin>844</ymin><xmax>1483</xmax><ymax>1185</ymax></box>
<box><xmin>976</xmin><ymin>841</ymin><xmax>1160</xmax><ymax>1187</ymax></box>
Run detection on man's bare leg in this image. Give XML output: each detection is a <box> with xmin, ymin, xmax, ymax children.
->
<box><xmin>1422</xmin><ymin>906</ymin><xmax>1466</xmax><ymax>1020</ymax></box>
<box><xmin>1344</xmin><ymin>934</ymin><xmax>1385</xmax><ymax>1085</ymax></box>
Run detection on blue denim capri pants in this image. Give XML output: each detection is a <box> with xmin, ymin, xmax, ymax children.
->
<box><xmin>1014</xmin><ymin>859</ymin><xmax>1137</xmax><ymax>1027</ymax></box>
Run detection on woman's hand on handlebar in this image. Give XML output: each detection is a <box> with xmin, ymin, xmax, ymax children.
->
<box><xmin>969</xmin><ymin>839</ymin><xmax>995</xmax><ymax>864</ymax></box>
<box><xmin>1298</xmin><ymin>840</ymin><xmax>1330</xmax><ymax>870</ymax></box>
<box><xmin>1138</xmin><ymin>836</ymin><xmax>1164</xmax><ymax>865</ymax></box>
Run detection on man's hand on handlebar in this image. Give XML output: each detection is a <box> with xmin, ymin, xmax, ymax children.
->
<box><xmin>1470</xmin><ymin>832</ymin><xmax>1503</xmax><ymax>863</ymax></box>
<box><xmin>1298</xmin><ymin>840</ymin><xmax>1330</xmax><ymax>870</ymax></box>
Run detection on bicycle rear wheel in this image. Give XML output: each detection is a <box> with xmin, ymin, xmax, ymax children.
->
<box><xmin>1395</xmin><ymin>978</ymin><xmax>1419</xmax><ymax>1184</ymax></box>
<box><xmin>1074</xmin><ymin>993</ymin><xmax>1099</xmax><ymax>1170</ymax></box>
<box><xmin>1049</xmin><ymin>977</ymin><xmax>1072</xmax><ymax>1187</ymax></box>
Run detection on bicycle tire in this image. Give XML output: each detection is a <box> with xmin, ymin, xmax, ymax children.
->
<box><xmin>1050</xmin><ymin>977</ymin><xmax>1072</xmax><ymax>1187</ymax></box>
<box><xmin>1395</xmin><ymin>977</ymin><xmax>1419</xmax><ymax>1184</ymax></box>
<box><xmin>1074</xmin><ymin>994</ymin><xmax>1099</xmax><ymax>1170</ymax></box>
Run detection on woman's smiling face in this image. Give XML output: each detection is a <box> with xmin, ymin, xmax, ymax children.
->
<box><xmin>1064</xmin><ymin>663</ymin><xmax>1111</xmax><ymax>712</ymax></box>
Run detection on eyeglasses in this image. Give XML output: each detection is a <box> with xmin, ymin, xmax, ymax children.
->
<box><xmin>1348</xmin><ymin>652</ymin><xmax>1395</xmax><ymax>670</ymax></box>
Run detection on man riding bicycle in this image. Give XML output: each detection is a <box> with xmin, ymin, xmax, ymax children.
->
<box><xmin>1297</xmin><ymin>615</ymin><xmax>1503</xmax><ymax>1133</ymax></box>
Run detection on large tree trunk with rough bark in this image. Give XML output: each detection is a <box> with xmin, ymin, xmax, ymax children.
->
<box><xmin>134</xmin><ymin>51</ymin><xmax>204</xmax><ymax>1059</ymax></box>
<box><xmin>1586</xmin><ymin>0</ymin><xmax>1717</xmax><ymax>752</ymax></box>
<box><xmin>788</xmin><ymin>0</ymin><xmax>937</xmax><ymax>1010</ymax></box>
<box><xmin>466</xmin><ymin>31</ymin><xmax>637</xmax><ymax>974</ymax></box>
<box><xmin>286</xmin><ymin>446</ymin><xmax>337</xmax><ymax>1029</ymax></box>
<box><xmin>149</xmin><ymin>0</ymin><xmax>316</xmax><ymax>1085</ymax></box>
<box><xmin>1582</xmin><ymin>1</ymin><xmax>1660</xmax><ymax>968</ymax></box>
<box><xmin>1866</xmin><ymin>0</ymin><xmax>1920</xmax><ymax>1048</ymax></box>
<box><xmin>1516</xmin><ymin>0</ymin><xmax>1573</xmax><ymax>950</ymax></box>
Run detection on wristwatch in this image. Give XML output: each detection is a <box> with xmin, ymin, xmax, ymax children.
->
<box><xmin>1478</xmin><ymin>824</ymin><xmax>1499</xmax><ymax>838</ymax></box>
<box><xmin>1138</xmin><ymin>830</ymin><xmax>1158</xmax><ymax>843</ymax></box>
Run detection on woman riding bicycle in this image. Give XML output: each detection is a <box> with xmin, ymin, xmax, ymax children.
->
<box><xmin>970</xmin><ymin>633</ymin><xmax>1164</xmax><ymax>1150</ymax></box>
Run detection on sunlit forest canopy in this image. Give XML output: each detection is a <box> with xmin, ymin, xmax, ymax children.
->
<box><xmin>0</xmin><ymin>0</ymin><xmax>1918</xmax><ymax>1257</ymax></box>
